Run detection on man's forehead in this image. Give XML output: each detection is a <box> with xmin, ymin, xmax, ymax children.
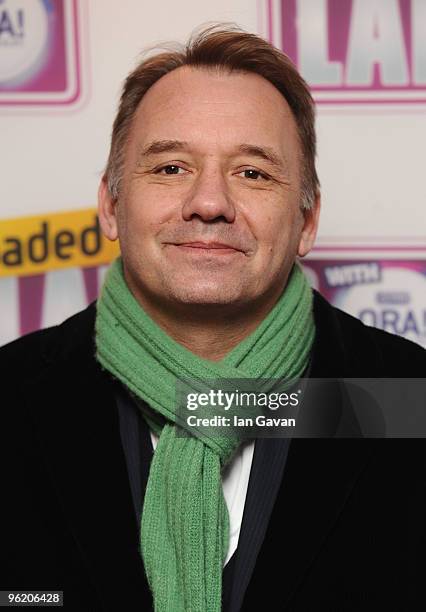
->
<box><xmin>135</xmin><ymin>65</ymin><xmax>294</xmax><ymax>120</ymax></box>
<box><xmin>129</xmin><ymin>66</ymin><xmax>299</xmax><ymax>163</ymax></box>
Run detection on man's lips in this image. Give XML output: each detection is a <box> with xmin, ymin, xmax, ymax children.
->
<box><xmin>178</xmin><ymin>241</ymin><xmax>241</xmax><ymax>250</ymax></box>
<box><xmin>166</xmin><ymin>241</ymin><xmax>245</xmax><ymax>254</ymax></box>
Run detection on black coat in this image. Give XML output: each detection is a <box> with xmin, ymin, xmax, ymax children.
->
<box><xmin>1</xmin><ymin>290</ymin><xmax>425</xmax><ymax>611</ymax></box>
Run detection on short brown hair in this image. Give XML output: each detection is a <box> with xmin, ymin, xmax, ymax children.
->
<box><xmin>105</xmin><ymin>24</ymin><xmax>319</xmax><ymax>210</ymax></box>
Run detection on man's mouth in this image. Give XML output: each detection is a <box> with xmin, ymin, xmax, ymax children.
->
<box><xmin>166</xmin><ymin>241</ymin><xmax>245</xmax><ymax>255</ymax></box>
<box><xmin>180</xmin><ymin>241</ymin><xmax>241</xmax><ymax>249</ymax></box>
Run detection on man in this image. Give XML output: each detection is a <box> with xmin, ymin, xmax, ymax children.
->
<box><xmin>1</xmin><ymin>25</ymin><xmax>425</xmax><ymax>612</ymax></box>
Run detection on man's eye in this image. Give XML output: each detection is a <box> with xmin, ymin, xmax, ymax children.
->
<box><xmin>239</xmin><ymin>169</ymin><xmax>268</xmax><ymax>180</ymax></box>
<box><xmin>157</xmin><ymin>165</ymin><xmax>185</xmax><ymax>175</ymax></box>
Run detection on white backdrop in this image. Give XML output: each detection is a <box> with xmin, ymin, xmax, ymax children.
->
<box><xmin>1</xmin><ymin>0</ymin><xmax>425</xmax><ymax>347</ymax></box>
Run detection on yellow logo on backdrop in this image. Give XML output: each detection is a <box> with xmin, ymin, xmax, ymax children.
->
<box><xmin>0</xmin><ymin>208</ymin><xmax>120</xmax><ymax>278</ymax></box>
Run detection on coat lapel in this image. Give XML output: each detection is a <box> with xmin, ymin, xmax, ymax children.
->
<box><xmin>23</xmin><ymin>305</ymin><xmax>152</xmax><ymax>610</ymax></box>
<box><xmin>239</xmin><ymin>290</ymin><xmax>378</xmax><ymax>609</ymax></box>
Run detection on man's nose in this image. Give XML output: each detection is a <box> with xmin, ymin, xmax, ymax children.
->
<box><xmin>181</xmin><ymin>168</ymin><xmax>236</xmax><ymax>223</ymax></box>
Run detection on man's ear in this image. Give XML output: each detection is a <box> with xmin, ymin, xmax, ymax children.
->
<box><xmin>297</xmin><ymin>192</ymin><xmax>321</xmax><ymax>258</ymax></box>
<box><xmin>98</xmin><ymin>176</ymin><xmax>118</xmax><ymax>241</ymax></box>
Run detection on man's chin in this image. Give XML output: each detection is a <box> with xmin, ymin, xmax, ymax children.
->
<box><xmin>156</xmin><ymin>274</ymin><xmax>243</xmax><ymax>302</ymax></box>
<box><xmin>169</xmin><ymin>289</ymin><xmax>246</xmax><ymax>307</ymax></box>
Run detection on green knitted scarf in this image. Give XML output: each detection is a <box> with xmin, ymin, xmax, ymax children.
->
<box><xmin>95</xmin><ymin>256</ymin><xmax>315</xmax><ymax>612</ymax></box>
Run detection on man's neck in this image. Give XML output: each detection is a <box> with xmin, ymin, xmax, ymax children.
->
<box><xmin>137</xmin><ymin>309</ymin><xmax>266</xmax><ymax>362</ymax></box>
<box><xmin>125</xmin><ymin>280</ymin><xmax>285</xmax><ymax>362</ymax></box>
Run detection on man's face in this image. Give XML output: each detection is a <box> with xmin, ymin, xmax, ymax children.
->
<box><xmin>99</xmin><ymin>66</ymin><xmax>320</xmax><ymax>314</ymax></box>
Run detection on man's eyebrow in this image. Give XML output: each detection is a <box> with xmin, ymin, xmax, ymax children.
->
<box><xmin>137</xmin><ymin>140</ymin><xmax>288</xmax><ymax>172</ymax></box>
<box><xmin>236</xmin><ymin>144</ymin><xmax>287</xmax><ymax>171</ymax></box>
<box><xmin>137</xmin><ymin>140</ymin><xmax>189</xmax><ymax>160</ymax></box>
